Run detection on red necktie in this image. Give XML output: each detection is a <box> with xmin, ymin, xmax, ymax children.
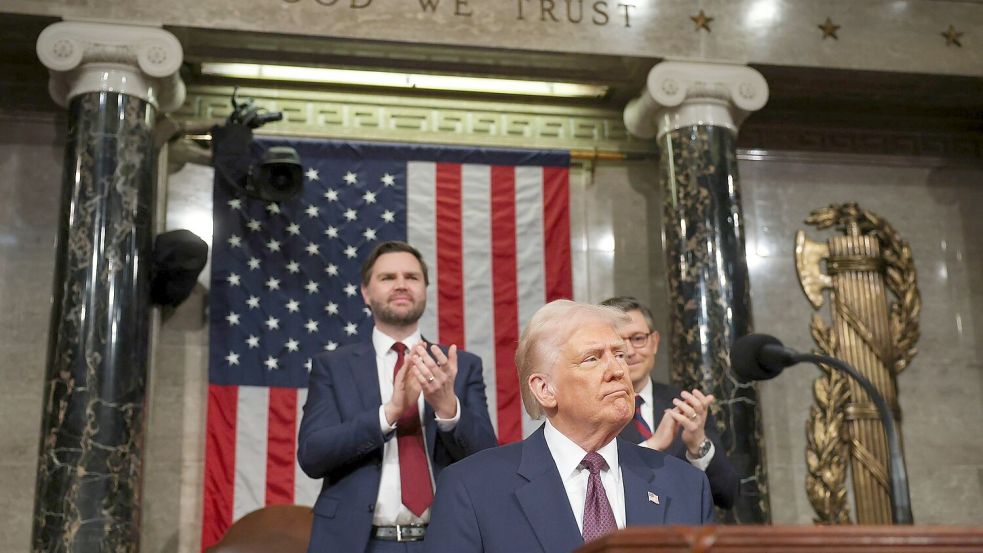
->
<box><xmin>392</xmin><ymin>342</ymin><xmax>433</xmax><ymax>516</ymax></box>
<box><xmin>633</xmin><ymin>395</ymin><xmax>653</xmax><ymax>440</ymax></box>
<box><xmin>581</xmin><ymin>452</ymin><xmax>618</xmax><ymax>542</ymax></box>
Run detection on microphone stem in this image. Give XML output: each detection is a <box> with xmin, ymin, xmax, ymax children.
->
<box><xmin>794</xmin><ymin>352</ymin><xmax>914</xmax><ymax>525</ymax></box>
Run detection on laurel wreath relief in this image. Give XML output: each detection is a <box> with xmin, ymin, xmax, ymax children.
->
<box><xmin>801</xmin><ymin>202</ymin><xmax>921</xmax><ymax>524</ymax></box>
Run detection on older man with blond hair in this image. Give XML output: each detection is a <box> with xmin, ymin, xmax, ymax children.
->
<box><xmin>424</xmin><ymin>300</ymin><xmax>713</xmax><ymax>553</ymax></box>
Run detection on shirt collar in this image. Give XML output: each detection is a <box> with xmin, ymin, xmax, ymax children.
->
<box><xmin>543</xmin><ymin>419</ymin><xmax>619</xmax><ymax>481</ymax></box>
<box><xmin>637</xmin><ymin>378</ymin><xmax>653</xmax><ymax>407</ymax></box>
<box><xmin>372</xmin><ymin>326</ymin><xmax>422</xmax><ymax>357</ymax></box>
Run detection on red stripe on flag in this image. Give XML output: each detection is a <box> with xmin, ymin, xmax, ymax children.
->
<box><xmin>436</xmin><ymin>163</ymin><xmax>465</xmax><ymax>348</ymax></box>
<box><xmin>542</xmin><ymin>166</ymin><xmax>572</xmax><ymax>301</ymax></box>
<box><xmin>201</xmin><ymin>384</ymin><xmax>238</xmax><ymax>551</ymax></box>
<box><xmin>265</xmin><ymin>387</ymin><xmax>298</xmax><ymax>505</ymax></box>
<box><xmin>490</xmin><ymin>165</ymin><xmax>522</xmax><ymax>444</ymax></box>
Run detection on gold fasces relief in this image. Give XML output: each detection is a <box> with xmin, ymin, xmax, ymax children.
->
<box><xmin>796</xmin><ymin>203</ymin><xmax>921</xmax><ymax>525</ymax></box>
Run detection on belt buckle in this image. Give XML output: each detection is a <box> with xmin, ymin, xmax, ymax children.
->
<box><xmin>394</xmin><ymin>524</ymin><xmax>422</xmax><ymax>542</ymax></box>
<box><xmin>396</xmin><ymin>525</ymin><xmax>407</xmax><ymax>542</ymax></box>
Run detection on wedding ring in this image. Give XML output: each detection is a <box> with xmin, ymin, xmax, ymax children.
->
<box><xmin>427</xmin><ymin>375</ymin><xmax>435</xmax><ymax>383</ymax></box>
<box><xmin>688</xmin><ymin>412</ymin><xmax>698</xmax><ymax>421</ymax></box>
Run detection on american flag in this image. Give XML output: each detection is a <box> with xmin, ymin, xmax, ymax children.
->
<box><xmin>201</xmin><ymin>138</ymin><xmax>572</xmax><ymax>549</ymax></box>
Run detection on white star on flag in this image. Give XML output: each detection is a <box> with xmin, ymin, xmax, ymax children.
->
<box><xmin>324</xmin><ymin>189</ymin><xmax>339</xmax><ymax>202</ymax></box>
<box><xmin>286</xmin><ymin>223</ymin><xmax>301</xmax><ymax>236</ymax></box>
<box><xmin>325</xmin><ymin>264</ymin><xmax>339</xmax><ymax>276</ymax></box>
<box><xmin>344</xmin><ymin>284</ymin><xmax>357</xmax><ymax>297</ymax></box>
<box><xmin>343</xmin><ymin>209</ymin><xmax>358</xmax><ymax>222</ymax></box>
<box><xmin>226</xmin><ymin>312</ymin><xmax>241</xmax><ymax>325</ymax></box>
<box><xmin>266</xmin><ymin>239</ymin><xmax>281</xmax><ymax>252</ymax></box>
<box><xmin>326</xmin><ymin>341</ymin><xmax>338</xmax><ymax>351</ymax></box>
<box><xmin>305</xmin><ymin>280</ymin><xmax>320</xmax><ymax>294</ymax></box>
<box><xmin>227</xmin><ymin>273</ymin><xmax>241</xmax><ymax>286</ymax></box>
<box><xmin>246</xmin><ymin>335</ymin><xmax>260</xmax><ymax>349</ymax></box>
<box><xmin>343</xmin><ymin>171</ymin><xmax>358</xmax><ymax>185</ymax></box>
<box><xmin>246</xmin><ymin>296</ymin><xmax>260</xmax><ymax>309</ymax></box>
<box><xmin>306</xmin><ymin>242</ymin><xmax>320</xmax><ymax>256</ymax></box>
<box><xmin>305</xmin><ymin>319</ymin><xmax>319</xmax><ymax>333</ymax></box>
<box><xmin>305</xmin><ymin>167</ymin><xmax>319</xmax><ymax>181</ymax></box>
<box><xmin>325</xmin><ymin>226</ymin><xmax>339</xmax><ymax>238</ymax></box>
<box><xmin>381</xmin><ymin>210</ymin><xmax>395</xmax><ymax>223</ymax></box>
<box><xmin>286</xmin><ymin>261</ymin><xmax>301</xmax><ymax>274</ymax></box>
<box><xmin>344</xmin><ymin>245</ymin><xmax>358</xmax><ymax>259</ymax></box>
<box><xmin>285</xmin><ymin>300</ymin><xmax>300</xmax><ymax>313</ymax></box>
<box><xmin>363</xmin><ymin>228</ymin><xmax>377</xmax><ymax>241</ymax></box>
<box><xmin>344</xmin><ymin>322</ymin><xmax>358</xmax><ymax>336</ymax></box>
<box><xmin>363</xmin><ymin>191</ymin><xmax>377</xmax><ymax>204</ymax></box>
<box><xmin>227</xmin><ymin>235</ymin><xmax>243</xmax><ymax>248</ymax></box>
<box><xmin>285</xmin><ymin>338</ymin><xmax>300</xmax><ymax>352</ymax></box>
<box><xmin>264</xmin><ymin>355</ymin><xmax>279</xmax><ymax>370</ymax></box>
<box><xmin>246</xmin><ymin>219</ymin><xmax>262</xmax><ymax>232</ymax></box>
<box><xmin>305</xmin><ymin>359</ymin><xmax>313</xmax><ymax>372</ymax></box>
<box><xmin>266</xmin><ymin>203</ymin><xmax>281</xmax><ymax>215</ymax></box>
<box><xmin>381</xmin><ymin>173</ymin><xmax>395</xmax><ymax>186</ymax></box>
<box><xmin>225</xmin><ymin>352</ymin><xmax>240</xmax><ymax>366</ymax></box>
<box><xmin>305</xmin><ymin>205</ymin><xmax>320</xmax><ymax>217</ymax></box>
<box><xmin>265</xmin><ymin>316</ymin><xmax>280</xmax><ymax>330</ymax></box>
<box><xmin>227</xmin><ymin>198</ymin><xmax>242</xmax><ymax>210</ymax></box>
<box><xmin>265</xmin><ymin>277</ymin><xmax>281</xmax><ymax>291</ymax></box>
<box><xmin>325</xmin><ymin>302</ymin><xmax>339</xmax><ymax>315</ymax></box>
<box><xmin>247</xmin><ymin>257</ymin><xmax>261</xmax><ymax>270</ymax></box>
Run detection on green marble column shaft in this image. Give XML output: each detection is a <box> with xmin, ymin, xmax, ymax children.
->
<box><xmin>660</xmin><ymin>124</ymin><xmax>769</xmax><ymax>523</ymax></box>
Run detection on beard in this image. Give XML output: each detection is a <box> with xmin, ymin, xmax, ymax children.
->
<box><xmin>369</xmin><ymin>296</ymin><xmax>426</xmax><ymax>327</ymax></box>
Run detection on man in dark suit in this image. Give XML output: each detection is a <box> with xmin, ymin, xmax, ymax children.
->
<box><xmin>600</xmin><ymin>296</ymin><xmax>739</xmax><ymax>510</ymax></box>
<box><xmin>298</xmin><ymin>241</ymin><xmax>497</xmax><ymax>553</ymax></box>
<box><xmin>425</xmin><ymin>301</ymin><xmax>713</xmax><ymax>553</ymax></box>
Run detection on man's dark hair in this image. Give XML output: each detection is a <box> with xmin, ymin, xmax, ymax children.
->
<box><xmin>360</xmin><ymin>241</ymin><xmax>430</xmax><ymax>286</ymax></box>
<box><xmin>599</xmin><ymin>296</ymin><xmax>656</xmax><ymax>331</ymax></box>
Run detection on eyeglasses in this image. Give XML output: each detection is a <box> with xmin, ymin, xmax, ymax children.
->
<box><xmin>627</xmin><ymin>332</ymin><xmax>654</xmax><ymax>348</ymax></box>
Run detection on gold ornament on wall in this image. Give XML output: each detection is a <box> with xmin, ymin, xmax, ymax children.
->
<box><xmin>818</xmin><ymin>17</ymin><xmax>841</xmax><ymax>40</ymax></box>
<box><xmin>690</xmin><ymin>10</ymin><xmax>713</xmax><ymax>32</ymax></box>
<box><xmin>795</xmin><ymin>203</ymin><xmax>921</xmax><ymax>525</ymax></box>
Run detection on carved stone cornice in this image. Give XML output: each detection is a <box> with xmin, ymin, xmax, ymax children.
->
<box><xmin>623</xmin><ymin>60</ymin><xmax>769</xmax><ymax>139</ymax></box>
<box><xmin>36</xmin><ymin>21</ymin><xmax>185</xmax><ymax>112</ymax></box>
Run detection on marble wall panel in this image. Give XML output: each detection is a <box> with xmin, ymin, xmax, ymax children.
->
<box><xmin>0</xmin><ymin>113</ymin><xmax>63</xmax><ymax>553</ymax></box>
<box><xmin>741</xmin><ymin>155</ymin><xmax>983</xmax><ymax>524</ymax></box>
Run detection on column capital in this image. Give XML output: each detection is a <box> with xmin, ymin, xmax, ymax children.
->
<box><xmin>36</xmin><ymin>21</ymin><xmax>185</xmax><ymax>112</ymax></box>
<box><xmin>624</xmin><ymin>60</ymin><xmax>768</xmax><ymax>140</ymax></box>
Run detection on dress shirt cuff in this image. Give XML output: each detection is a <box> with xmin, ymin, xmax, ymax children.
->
<box><xmin>685</xmin><ymin>441</ymin><xmax>715</xmax><ymax>471</ymax></box>
<box><xmin>433</xmin><ymin>397</ymin><xmax>460</xmax><ymax>432</ymax></box>
<box><xmin>379</xmin><ymin>405</ymin><xmax>397</xmax><ymax>435</ymax></box>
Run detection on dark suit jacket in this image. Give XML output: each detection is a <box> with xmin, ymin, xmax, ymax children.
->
<box><xmin>297</xmin><ymin>340</ymin><xmax>498</xmax><ymax>553</ymax></box>
<box><xmin>619</xmin><ymin>379</ymin><xmax>739</xmax><ymax>509</ymax></box>
<box><xmin>424</xmin><ymin>425</ymin><xmax>714</xmax><ymax>553</ymax></box>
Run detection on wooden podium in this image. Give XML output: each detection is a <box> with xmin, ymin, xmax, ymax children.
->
<box><xmin>576</xmin><ymin>525</ymin><xmax>983</xmax><ymax>553</ymax></box>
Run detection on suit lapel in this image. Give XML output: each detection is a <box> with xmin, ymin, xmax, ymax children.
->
<box><xmin>514</xmin><ymin>427</ymin><xmax>584</xmax><ymax>553</ymax></box>
<box><xmin>348</xmin><ymin>342</ymin><xmax>382</xmax><ymax>410</ymax></box>
<box><xmin>422</xmin><ymin>339</ymin><xmax>438</xmax><ymax>459</ymax></box>
<box><xmin>619</xmin><ymin>439</ymin><xmax>668</xmax><ymax>525</ymax></box>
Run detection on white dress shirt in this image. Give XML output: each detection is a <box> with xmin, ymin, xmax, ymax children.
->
<box><xmin>543</xmin><ymin>419</ymin><xmax>626</xmax><ymax>533</ymax></box>
<box><xmin>372</xmin><ymin>327</ymin><xmax>460</xmax><ymax>525</ymax></box>
<box><xmin>636</xmin><ymin>379</ymin><xmax>714</xmax><ymax>471</ymax></box>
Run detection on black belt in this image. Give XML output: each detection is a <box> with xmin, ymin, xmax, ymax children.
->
<box><xmin>372</xmin><ymin>524</ymin><xmax>428</xmax><ymax>542</ymax></box>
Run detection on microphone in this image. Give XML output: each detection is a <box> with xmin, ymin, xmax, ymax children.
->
<box><xmin>731</xmin><ymin>333</ymin><xmax>914</xmax><ymax>525</ymax></box>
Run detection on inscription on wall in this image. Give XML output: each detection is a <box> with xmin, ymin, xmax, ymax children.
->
<box><xmin>284</xmin><ymin>0</ymin><xmax>636</xmax><ymax>27</ymax></box>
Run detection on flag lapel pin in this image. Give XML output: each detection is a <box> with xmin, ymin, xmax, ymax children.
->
<box><xmin>648</xmin><ymin>491</ymin><xmax>660</xmax><ymax>505</ymax></box>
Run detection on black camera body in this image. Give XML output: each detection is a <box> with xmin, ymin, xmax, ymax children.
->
<box><xmin>211</xmin><ymin>90</ymin><xmax>303</xmax><ymax>203</ymax></box>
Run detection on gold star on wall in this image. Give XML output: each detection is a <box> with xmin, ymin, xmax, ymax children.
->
<box><xmin>690</xmin><ymin>10</ymin><xmax>713</xmax><ymax>32</ymax></box>
<box><xmin>818</xmin><ymin>17</ymin><xmax>841</xmax><ymax>40</ymax></box>
<box><xmin>941</xmin><ymin>25</ymin><xmax>963</xmax><ymax>47</ymax></box>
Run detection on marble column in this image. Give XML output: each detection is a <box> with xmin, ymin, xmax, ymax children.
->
<box><xmin>33</xmin><ymin>22</ymin><xmax>184</xmax><ymax>552</ymax></box>
<box><xmin>624</xmin><ymin>61</ymin><xmax>770</xmax><ymax>523</ymax></box>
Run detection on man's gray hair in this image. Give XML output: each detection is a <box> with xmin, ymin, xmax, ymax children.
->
<box><xmin>515</xmin><ymin>299</ymin><xmax>631</xmax><ymax>419</ymax></box>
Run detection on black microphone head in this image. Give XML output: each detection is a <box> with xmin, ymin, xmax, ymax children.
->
<box><xmin>731</xmin><ymin>334</ymin><xmax>790</xmax><ymax>382</ymax></box>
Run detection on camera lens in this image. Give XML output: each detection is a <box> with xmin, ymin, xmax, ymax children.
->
<box><xmin>269</xmin><ymin>167</ymin><xmax>292</xmax><ymax>190</ymax></box>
